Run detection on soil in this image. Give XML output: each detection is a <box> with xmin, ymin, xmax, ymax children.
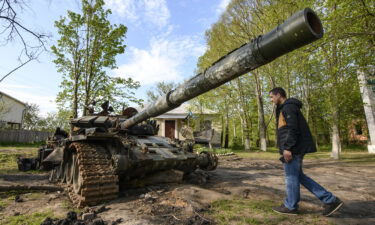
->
<box><xmin>0</xmin><ymin>154</ymin><xmax>374</xmax><ymax>225</ymax></box>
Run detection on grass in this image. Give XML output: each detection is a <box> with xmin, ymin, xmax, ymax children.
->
<box><xmin>195</xmin><ymin>145</ymin><xmax>374</xmax><ymax>163</ymax></box>
<box><xmin>0</xmin><ymin>191</ymin><xmax>66</xmax><ymax>225</ymax></box>
<box><xmin>0</xmin><ymin>147</ymin><xmax>43</xmax><ymax>174</ymax></box>
<box><xmin>207</xmin><ymin>198</ymin><xmax>286</xmax><ymax>225</ymax></box>
<box><xmin>61</xmin><ymin>199</ymin><xmax>82</xmax><ymax>214</ymax></box>
<box><xmin>0</xmin><ymin>210</ymin><xmax>54</xmax><ymax>225</ymax></box>
<box><xmin>0</xmin><ymin>198</ymin><xmax>10</xmax><ymax>210</ymax></box>
<box><xmin>316</xmin><ymin>144</ymin><xmax>367</xmax><ymax>152</ymax></box>
<box><xmin>0</xmin><ymin>190</ymin><xmax>42</xmax><ymax>200</ymax></box>
<box><xmin>0</xmin><ymin>190</ymin><xmax>42</xmax><ymax>212</ymax></box>
<box><xmin>206</xmin><ymin>198</ymin><xmax>332</xmax><ymax>225</ymax></box>
<box><xmin>0</xmin><ymin>154</ymin><xmax>20</xmax><ymax>173</ymax></box>
<box><xmin>0</xmin><ymin>142</ymin><xmax>44</xmax><ymax>148</ymax></box>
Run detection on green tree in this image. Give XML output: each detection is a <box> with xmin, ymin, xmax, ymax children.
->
<box><xmin>196</xmin><ymin>0</ymin><xmax>372</xmax><ymax>156</ymax></box>
<box><xmin>23</xmin><ymin>106</ymin><xmax>72</xmax><ymax>132</ymax></box>
<box><xmin>23</xmin><ymin>103</ymin><xmax>42</xmax><ymax>130</ymax></box>
<box><xmin>41</xmin><ymin>110</ymin><xmax>72</xmax><ymax>132</ymax></box>
<box><xmin>0</xmin><ymin>98</ymin><xmax>10</xmax><ymax>120</ymax></box>
<box><xmin>146</xmin><ymin>81</ymin><xmax>177</xmax><ymax>103</ymax></box>
<box><xmin>52</xmin><ymin>0</ymin><xmax>141</xmax><ymax>118</ymax></box>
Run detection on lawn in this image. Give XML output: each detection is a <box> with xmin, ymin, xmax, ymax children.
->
<box><xmin>0</xmin><ymin>146</ymin><xmax>39</xmax><ymax>174</ymax></box>
<box><xmin>0</xmin><ymin>142</ymin><xmax>43</xmax><ymax>149</ymax></box>
<box><xmin>1</xmin><ymin>210</ymin><xmax>54</xmax><ymax>225</ymax></box>
<box><xmin>195</xmin><ymin>145</ymin><xmax>374</xmax><ymax>163</ymax></box>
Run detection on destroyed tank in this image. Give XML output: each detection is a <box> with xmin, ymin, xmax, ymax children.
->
<box><xmin>42</xmin><ymin>8</ymin><xmax>323</xmax><ymax>207</ymax></box>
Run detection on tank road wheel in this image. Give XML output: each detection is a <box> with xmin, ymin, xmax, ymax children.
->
<box><xmin>49</xmin><ymin>166</ymin><xmax>58</xmax><ymax>182</ymax></box>
<box><xmin>49</xmin><ymin>162</ymin><xmax>64</xmax><ymax>183</ymax></box>
<box><xmin>57</xmin><ymin>161</ymin><xmax>65</xmax><ymax>181</ymax></box>
<box><xmin>65</xmin><ymin>152</ymin><xmax>74</xmax><ymax>184</ymax></box>
<box><xmin>66</xmin><ymin>142</ymin><xmax>119</xmax><ymax>207</ymax></box>
<box><xmin>72</xmin><ymin>154</ymin><xmax>83</xmax><ymax>194</ymax></box>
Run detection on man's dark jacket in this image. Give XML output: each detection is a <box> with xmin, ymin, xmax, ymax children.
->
<box><xmin>276</xmin><ymin>98</ymin><xmax>316</xmax><ymax>155</ymax></box>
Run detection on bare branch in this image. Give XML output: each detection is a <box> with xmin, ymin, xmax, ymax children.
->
<box><xmin>0</xmin><ymin>0</ymin><xmax>49</xmax><ymax>82</ymax></box>
<box><xmin>0</xmin><ymin>56</ymin><xmax>34</xmax><ymax>82</ymax></box>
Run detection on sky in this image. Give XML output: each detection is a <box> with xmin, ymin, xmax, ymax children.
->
<box><xmin>0</xmin><ymin>0</ymin><xmax>231</xmax><ymax>116</ymax></box>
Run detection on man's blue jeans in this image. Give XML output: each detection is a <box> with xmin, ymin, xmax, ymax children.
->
<box><xmin>283</xmin><ymin>155</ymin><xmax>336</xmax><ymax>210</ymax></box>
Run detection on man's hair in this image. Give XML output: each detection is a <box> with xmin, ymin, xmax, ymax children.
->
<box><xmin>269</xmin><ymin>87</ymin><xmax>287</xmax><ymax>98</ymax></box>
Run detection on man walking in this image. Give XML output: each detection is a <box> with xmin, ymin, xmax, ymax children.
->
<box><xmin>269</xmin><ymin>87</ymin><xmax>343</xmax><ymax>216</ymax></box>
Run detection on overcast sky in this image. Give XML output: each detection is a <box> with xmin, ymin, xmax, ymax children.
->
<box><xmin>0</xmin><ymin>0</ymin><xmax>230</xmax><ymax>116</ymax></box>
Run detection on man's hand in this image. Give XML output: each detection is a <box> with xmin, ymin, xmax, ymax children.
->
<box><xmin>283</xmin><ymin>150</ymin><xmax>293</xmax><ymax>163</ymax></box>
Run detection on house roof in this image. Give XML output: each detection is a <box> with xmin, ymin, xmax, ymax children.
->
<box><xmin>155</xmin><ymin>114</ymin><xmax>189</xmax><ymax>119</ymax></box>
<box><xmin>0</xmin><ymin>91</ymin><xmax>26</xmax><ymax>106</ymax></box>
<box><xmin>154</xmin><ymin>104</ymin><xmax>189</xmax><ymax>119</ymax></box>
<box><xmin>153</xmin><ymin>103</ymin><xmax>217</xmax><ymax>119</ymax></box>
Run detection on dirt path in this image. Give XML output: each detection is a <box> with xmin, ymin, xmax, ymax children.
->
<box><xmin>209</xmin><ymin>156</ymin><xmax>375</xmax><ymax>225</ymax></box>
<box><xmin>0</xmin><ymin>155</ymin><xmax>374</xmax><ymax>224</ymax></box>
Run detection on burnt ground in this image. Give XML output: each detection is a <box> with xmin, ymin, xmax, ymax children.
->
<box><xmin>0</xmin><ymin>153</ymin><xmax>374</xmax><ymax>225</ymax></box>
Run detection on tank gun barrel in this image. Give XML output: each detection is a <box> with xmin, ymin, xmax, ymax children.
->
<box><xmin>121</xmin><ymin>8</ymin><xmax>323</xmax><ymax>129</ymax></box>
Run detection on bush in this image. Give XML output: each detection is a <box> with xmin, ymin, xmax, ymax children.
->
<box><xmin>231</xmin><ymin>136</ymin><xmax>243</xmax><ymax>150</ymax></box>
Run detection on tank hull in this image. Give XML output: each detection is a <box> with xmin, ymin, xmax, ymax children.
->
<box><xmin>47</xmin><ymin>131</ymin><xmax>217</xmax><ymax>207</ymax></box>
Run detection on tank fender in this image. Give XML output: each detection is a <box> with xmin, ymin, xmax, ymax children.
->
<box><xmin>42</xmin><ymin>146</ymin><xmax>65</xmax><ymax>164</ymax></box>
<box><xmin>112</xmin><ymin>154</ymin><xmax>130</xmax><ymax>172</ymax></box>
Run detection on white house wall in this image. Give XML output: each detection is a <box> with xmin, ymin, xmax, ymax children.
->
<box><xmin>156</xmin><ymin>119</ymin><xmax>164</xmax><ymax>137</ymax></box>
<box><xmin>156</xmin><ymin>118</ymin><xmax>189</xmax><ymax>140</ymax></box>
<box><xmin>0</xmin><ymin>94</ymin><xmax>26</xmax><ymax>124</ymax></box>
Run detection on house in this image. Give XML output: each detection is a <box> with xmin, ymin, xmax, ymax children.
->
<box><xmin>153</xmin><ymin>104</ymin><xmax>190</xmax><ymax>140</ymax></box>
<box><xmin>153</xmin><ymin>104</ymin><xmax>222</xmax><ymax>145</ymax></box>
<box><xmin>348</xmin><ymin>119</ymin><xmax>368</xmax><ymax>143</ymax></box>
<box><xmin>0</xmin><ymin>91</ymin><xmax>27</xmax><ymax>129</ymax></box>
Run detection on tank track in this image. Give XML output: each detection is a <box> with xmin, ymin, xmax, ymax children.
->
<box><xmin>66</xmin><ymin>142</ymin><xmax>119</xmax><ymax>207</ymax></box>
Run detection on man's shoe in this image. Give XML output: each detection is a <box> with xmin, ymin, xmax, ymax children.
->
<box><xmin>272</xmin><ymin>204</ymin><xmax>298</xmax><ymax>215</ymax></box>
<box><xmin>322</xmin><ymin>197</ymin><xmax>344</xmax><ymax>217</ymax></box>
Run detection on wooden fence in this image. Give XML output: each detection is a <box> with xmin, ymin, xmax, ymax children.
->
<box><xmin>0</xmin><ymin>129</ymin><xmax>51</xmax><ymax>143</ymax></box>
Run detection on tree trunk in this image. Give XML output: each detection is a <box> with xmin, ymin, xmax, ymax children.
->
<box><xmin>73</xmin><ymin>75</ymin><xmax>79</xmax><ymax>118</ymax></box>
<box><xmin>328</xmin><ymin>10</ymin><xmax>342</xmax><ymax>159</ymax></box>
<box><xmin>235</xmin><ymin>78</ymin><xmax>252</xmax><ymax>150</ymax></box>
<box><xmin>71</xmin><ymin>26</ymin><xmax>81</xmax><ymax>119</ymax></box>
<box><xmin>358</xmin><ymin>68</ymin><xmax>375</xmax><ymax>153</ymax></box>
<box><xmin>254</xmin><ymin>72</ymin><xmax>267</xmax><ymax>151</ymax></box>
<box><xmin>239</xmin><ymin>113</ymin><xmax>251</xmax><ymax>151</ymax></box>
<box><xmin>224</xmin><ymin>109</ymin><xmax>229</xmax><ymax>148</ymax></box>
<box><xmin>240</xmin><ymin>116</ymin><xmax>244</xmax><ymax>145</ymax></box>
<box><xmin>331</xmin><ymin>109</ymin><xmax>341</xmax><ymax>159</ymax></box>
<box><xmin>312</xmin><ymin>116</ymin><xmax>319</xmax><ymax>151</ymax></box>
<box><xmin>220</xmin><ymin>115</ymin><xmax>224</xmax><ymax>147</ymax></box>
<box><xmin>244</xmin><ymin>127</ymin><xmax>251</xmax><ymax>151</ymax></box>
<box><xmin>83</xmin><ymin>3</ymin><xmax>92</xmax><ymax>116</ymax></box>
<box><xmin>246</xmin><ymin>114</ymin><xmax>253</xmax><ymax>151</ymax></box>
